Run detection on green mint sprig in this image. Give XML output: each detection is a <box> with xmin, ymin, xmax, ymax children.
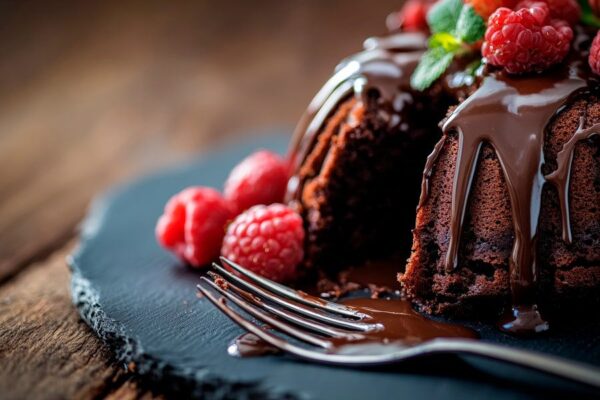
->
<box><xmin>579</xmin><ymin>0</ymin><xmax>600</xmax><ymax>28</ymax></box>
<box><xmin>410</xmin><ymin>0</ymin><xmax>485</xmax><ymax>91</ymax></box>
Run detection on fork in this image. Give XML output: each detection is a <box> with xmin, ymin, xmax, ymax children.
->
<box><xmin>196</xmin><ymin>257</ymin><xmax>600</xmax><ymax>389</ymax></box>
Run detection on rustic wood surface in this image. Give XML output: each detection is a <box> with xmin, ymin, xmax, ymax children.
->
<box><xmin>0</xmin><ymin>1</ymin><xmax>399</xmax><ymax>398</ymax></box>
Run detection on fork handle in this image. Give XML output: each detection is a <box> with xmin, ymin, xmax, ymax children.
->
<box><xmin>426</xmin><ymin>339</ymin><xmax>600</xmax><ymax>389</ymax></box>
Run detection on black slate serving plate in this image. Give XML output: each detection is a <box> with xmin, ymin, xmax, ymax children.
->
<box><xmin>70</xmin><ymin>133</ymin><xmax>600</xmax><ymax>399</ymax></box>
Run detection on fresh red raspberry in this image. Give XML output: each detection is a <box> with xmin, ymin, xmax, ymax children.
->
<box><xmin>467</xmin><ymin>0</ymin><xmax>517</xmax><ymax>19</ymax></box>
<box><xmin>400</xmin><ymin>0</ymin><xmax>429</xmax><ymax>32</ymax></box>
<box><xmin>515</xmin><ymin>0</ymin><xmax>581</xmax><ymax>26</ymax></box>
<box><xmin>589</xmin><ymin>31</ymin><xmax>600</xmax><ymax>75</ymax></box>
<box><xmin>386</xmin><ymin>0</ymin><xmax>436</xmax><ymax>32</ymax></box>
<box><xmin>223</xmin><ymin>150</ymin><xmax>289</xmax><ymax>215</ymax></box>
<box><xmin>482</xmin><ymin>3</ymin><xmax>573</xmax><ymax>74</ymax></box>
<box><xmin>591</xmin><ymin>0</ymin><xmax>600</xmax><ymax>16</ymax></box>
<box><xmin>221</xmin><ymin>204</ymin><xmax>304</xmax><ymax>282</ymax></box>
<box><xmin>156</xmin><ymin>187</ymin><xmax>233</xmax><ymax>267</ymax></box>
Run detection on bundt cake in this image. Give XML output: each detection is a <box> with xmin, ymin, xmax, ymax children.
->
<box><xmin>286</xmin><ymin>6</ymin><xmax>600</xmax><ymax>333</ymax></box>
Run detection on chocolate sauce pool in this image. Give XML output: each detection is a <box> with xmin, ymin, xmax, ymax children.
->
<box><xmin>338</xmin><ymin>298</ymin><xmax>477</xmax><ymax>343</ymax></box>
<box><xmin>228</xmin><ymin>296</ymin><xmax>477</xmax><ymax>359</ymax></box>
<box><xmin>228</xmin><ymin>332</ymin><xmax>280</xmax><ymax>358</ymax></box>
<box><xmin>226</xmin><ymin>259</ymin><xmax>477</xmax><ymax>359</ymax></box>
<box><xmin>316</xmin><ymin>259</ymin><xmax>402</xmax><ymax>299</ymax></box>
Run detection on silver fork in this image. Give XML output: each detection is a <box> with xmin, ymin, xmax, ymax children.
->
<box><xmin>196</xmin><ymin>257</ymin><xmax>600</xmax><ymax>389</ymax></box>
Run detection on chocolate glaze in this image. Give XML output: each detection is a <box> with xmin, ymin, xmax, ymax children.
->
<box><xmin>287</xmin><ymin>28</ymin><xmax>600</xmax><ymax>334</ymax></box>
<box><xmin>285</xmin><ymin>32</ymin><xmax>428</xmax><ymax>202</ymax></box>
<box><xmin>420</xmin><ymin>35</ymin><xmax>597</xmax><ymax>333</ymax></box>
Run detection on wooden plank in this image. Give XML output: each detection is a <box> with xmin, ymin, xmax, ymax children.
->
<box><xmin>104</xmin><ymin>380</ymin><xmax>163</xmax><ymax>400</ymax></box>
<box><xmin>0</xmin><ymin>242</ymin><xmax>133</xmax><ymax>399</ymax></box>
<box><xmin>0</xmin><ymin>241</ymin><xmax>163</xmax><ymax>399</ymax></box>
<box><xmin>0</xmin><ymin>0</ymin><xmax>399</xmax><ymax>282</ymax></box>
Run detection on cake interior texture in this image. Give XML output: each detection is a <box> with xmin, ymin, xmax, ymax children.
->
<box><xmin>291</xmin><ymin>90</ymin><xmax>450</xmax><ymax>274</ymax></box>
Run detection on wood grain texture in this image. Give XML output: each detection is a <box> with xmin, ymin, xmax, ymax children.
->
<box><xmin>0</xmin><ymin>1</ymin><xmax>399</xmax><ymax>398</ymax></box>
<box><xmin>0</xmin><ymin>243</ymin><xmax>127</xmax><ymax>399</ymax></box>
<box><xmin>0</xmin><ymin>240</ymin><xmax>164</xmax><ymax>399</ymax></box>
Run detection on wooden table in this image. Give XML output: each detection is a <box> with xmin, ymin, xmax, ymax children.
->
<box><xmin>0</xmin><ymin>1</ymin><xmax>400</xmax><ymax>397</ymax></box>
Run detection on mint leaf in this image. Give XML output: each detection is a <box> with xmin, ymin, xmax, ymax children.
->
<box><xmin>429</xmin><ymin>32</ymin><xmax>461</xmax><ymax>52</ymax></box>
<box><xmin>578</xmin><ymin>0</ymin><xmax>600</xmax><ymax>27</ymax></box>
<box><xmin>427</xmin><ymin>0</ymin><xmax>463</xmax><ymax>34</ymax></box>
<box><xmin>412</xmin><ymin>0</ymin><xmax>485</xmax><ymax>91</ymax></box>
<box><xmin>455</xmin><ymin>5</ymin><xmax>485</xmax><ymax>43</ymax></box>
<box><xmin>410</xmin><ymin>48</ymin><xmax>455</xmax><ymax>91</ymax></box>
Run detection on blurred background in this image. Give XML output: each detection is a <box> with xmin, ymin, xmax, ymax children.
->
<box><xmin>0</xmin><ymin>0</ymin><xmax>400</xmax><ymax>282</ymax></box>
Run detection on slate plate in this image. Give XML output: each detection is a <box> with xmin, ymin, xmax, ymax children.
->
<box><xmin>70</xmin><ymin>132</ymin><xmax>600</xmax><ymax>399</ymax></box>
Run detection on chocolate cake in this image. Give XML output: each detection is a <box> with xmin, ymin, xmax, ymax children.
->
<box><xmin>285</xmin><ymin>25</ymin><xmax>600</xmax><ymax>332</ymax></box>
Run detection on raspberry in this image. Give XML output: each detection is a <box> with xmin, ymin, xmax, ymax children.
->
<box><xmin>515</xmin><ymin>0</ymin><xmax>581</xmax><ymax>26</ymax></box>
<box><xmin>591</xmin><ymin>0</ymin><xmax>600</xmax><ymax>16</ymax></box>
<box><xmin>156</xmin><ymin>187</ymin><xmax>233</xmax><ymax>267</ymax></box>
<box><xmin>401</xmin><ymin>0</ymin><xmax>429</xmax><ymax>32</ymax></box>
<box><xmin>467</xmin><ymin>0</ymin><xmax>517</xmax><ymax>19</ymax></box>
<box><xmin>221</xmin><ymin>204</ymin><xmax>304</xmax><ymax>282</ymax></box>
<box><xmin>223</xmin><ymin>150</ymin><xmax>289</xmax><ymax>215</ymax></box>
<box><xmin>589</xmin><ymin>31</ymin><xmax>600</xmax><ymax>75</ymax></box>
<box><xmin>387</xmin><ymin>0</ymin><xmax>437</xmax><ymax>32</ymax></box>
<box><xmin>482</xmin><ymin>3</ymin><xmax>573</xmax><ymax>74</ymax></box>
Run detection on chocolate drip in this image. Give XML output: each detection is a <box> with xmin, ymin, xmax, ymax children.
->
<box><xmin>420</xmin><ymin>56</ymin><xmax>596</xmax><ymax>333</ymax></box>
<box><xmin>546</xmin><ymin>115</ymin><xmax>600</xmax><ymax>243</ymax></box>
<box><xmin>418</xmin><ymin>135</ymin><xmax>447</xmax><ymax>207</ymax></box>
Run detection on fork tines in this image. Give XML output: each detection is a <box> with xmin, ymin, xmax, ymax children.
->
<box><xmin>219</xmin><ymin>257</ymin><xmax>368</xmax><ymax>319</ymax></box>
<box><xmin>196</xmin><ymin>257</ymin><xmax>381</xmax><ymax>353</ymax></box>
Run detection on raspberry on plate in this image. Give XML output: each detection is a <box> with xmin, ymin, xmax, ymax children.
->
<box><xmin>589</xmin><ymin>31</ymin><xmax>600</xmax><ymax>76</ymax></box>
<box><xmin>467</xmin><ymin>0</ymin><xmax>517</xmax><ymax>19</ymax></box>
<box><xmin>482</xmin><ymin>2</ymin><xmax>573</xmax><ymax>74</ymax></box>
<box><xmin>515</xmin><ymin>0</ymin><xmax>581</xmax><ymax>26</ymax></box>
<box><xmin>223</xmin><ymin>150</ymin><xmax>289</xmax><ymax>215</ymax></box>
<box><xmin>156</xmin><ymin>187</ymin><xmax>233</xmax><ymax>267</ymax></box>
<box><xmin>221</xmin><ymin>204</ymin><xmax>304</xmax><ymax>283</ymax></box>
